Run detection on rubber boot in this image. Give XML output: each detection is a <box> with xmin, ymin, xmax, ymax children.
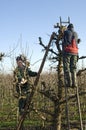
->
<box><xmin>71</xmin><ymin>72</ymin><xmax>77</xmax><ymax>88</ymax></box>
<box><xmin>65</xmin><ymin>72</ymin><xmax>72</xmax><ymax>87</ymax></box>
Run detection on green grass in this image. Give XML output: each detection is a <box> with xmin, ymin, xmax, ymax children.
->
<box><xmin>0</xmin><ymin>121</ymin><xmax>16</xmax><ymax>128</ymax></box>
<box><xmin>0</xmin><ymin>119</ymin><xmax>43</xmax><ymax>128</ymax></box>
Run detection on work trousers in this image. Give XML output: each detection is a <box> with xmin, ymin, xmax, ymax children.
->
<box><xmin>63</xmin><ymin>53</ymin><xmax>78</xmax><ymax>87</ymax></box>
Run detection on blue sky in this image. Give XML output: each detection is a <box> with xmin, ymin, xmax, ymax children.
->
<box><xmin>0</xmin><ymin>0</ymin><xmax>86</xmax><ymax>73</ymax></box>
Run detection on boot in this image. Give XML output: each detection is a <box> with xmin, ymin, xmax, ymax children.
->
<box><xmin>64</xmin><ymin>72</ymin><xmax>72</xmax><ymax>87</ymax></box>
<box><xmin>71</xmin><ymin>72</ymin><xmax>77</xmax><ymax>88</ymax></box>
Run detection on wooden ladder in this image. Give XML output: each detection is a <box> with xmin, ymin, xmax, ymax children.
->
<box><xmin>65</xmin><ymin>85</ymin><xmax>83</xmax><ymax>130</ymax></box>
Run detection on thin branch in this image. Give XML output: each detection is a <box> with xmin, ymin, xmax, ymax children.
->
<box><xmin>60</xmin><ymin>91</ymin><xmax>86</xmax><ymax>105</ymax></box>
<box><xmin>39</xmin><ymin>37</ymin><xmax>58</xmax><ymax>56</ymax></box>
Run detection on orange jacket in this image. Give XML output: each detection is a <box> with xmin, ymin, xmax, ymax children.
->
<box><xmin>64</xmin><ymin>39</ymin><xmax>78</xmax><ymax>54</ymax></box>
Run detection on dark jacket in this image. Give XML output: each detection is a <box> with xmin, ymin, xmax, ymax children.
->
<box><xmin>62</xmin><ymin>28</ymin><xmax>78</xmax><ymax>55</ymax></box>
<box><xmin>14</xmin><ymin>65</ymin><xmax>37</xmax><ymax>83</ymax></box>
<box><xmin>13</xmin><ymin>65</ymin><xmax>37</xmax><ymax>94</ymax></box>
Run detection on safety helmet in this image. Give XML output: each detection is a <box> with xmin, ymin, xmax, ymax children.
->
<box><xmin>67</xmin><ymin>23</ymin><xmax>74</xmax><ymax>29</ymax></box>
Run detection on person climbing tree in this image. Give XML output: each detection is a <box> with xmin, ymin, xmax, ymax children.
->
<box><xmin>62</xmin><ymin>23</ymin><xmax>80</xmax><ymax>88</ymax></box>
<box><xmin>13</xmin><ymin>55</ymin><xmax>37</xmax><ymax>117</ymax></box>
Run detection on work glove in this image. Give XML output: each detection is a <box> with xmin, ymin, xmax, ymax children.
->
<box><xmin>77</xmin><ymin>38</ymin><xmax>81</xmax><ymax>44</ymax></box>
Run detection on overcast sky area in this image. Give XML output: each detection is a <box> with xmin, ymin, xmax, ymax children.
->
<box><xmin>0</xmin><ymin>0</ymin><xmax>86</xmax><ymax>73</ymax></box>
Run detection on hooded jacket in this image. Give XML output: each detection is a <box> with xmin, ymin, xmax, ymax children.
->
<box><xmin>62</xmin><ymin>27</ymin><xmax>78</xmax><ymax>55</ymax></box>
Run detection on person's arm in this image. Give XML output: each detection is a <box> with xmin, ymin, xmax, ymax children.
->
<box><xmin>73</xmin><ymin>31</ymin><xmax>81</xmax><ymax>44</ymax></box>
<box><xmin>66</xmin><ymin>30</ymin><xmax>74</xmax><ymax>45</ymax></box>
<box><xmin>63</xmin><ymin>30</ymin><xmax>71</xmax><ymax>46</ymax></box>
<box><xmin>28</xmin><ymin>69</ymin><xmax>37</xmax><ymax>77</ymax></box>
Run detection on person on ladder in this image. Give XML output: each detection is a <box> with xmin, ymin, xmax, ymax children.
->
<box><xmin>62</xmin><ymin>23</ymin><xmax>80</xmax><ymax>88</ymax></box>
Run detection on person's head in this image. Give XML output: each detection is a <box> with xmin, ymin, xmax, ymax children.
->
<box><xmin>16</xmin><ymin>56</ymin><xmax>23</xmax><ymax>67</ymax></box>
<box><xmin>67</xmin><ymin>23</ymin><xmax>74</xmax><ymax>31</ymax></box>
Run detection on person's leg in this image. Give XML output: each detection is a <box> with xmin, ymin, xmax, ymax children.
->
<box><xmin>70</xmin><ymin>55</ymin><xmax>78</xmax><ymax>87</ymax></box>
<box><xmin>63</xmin><ymin>54</ymin><xmax>72</xmax><ymax>87</ymax></box>
<box><xmin>19</xmin><ymin>98</ymin><xmax>26</xmax><ymax>115</ymax></box>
